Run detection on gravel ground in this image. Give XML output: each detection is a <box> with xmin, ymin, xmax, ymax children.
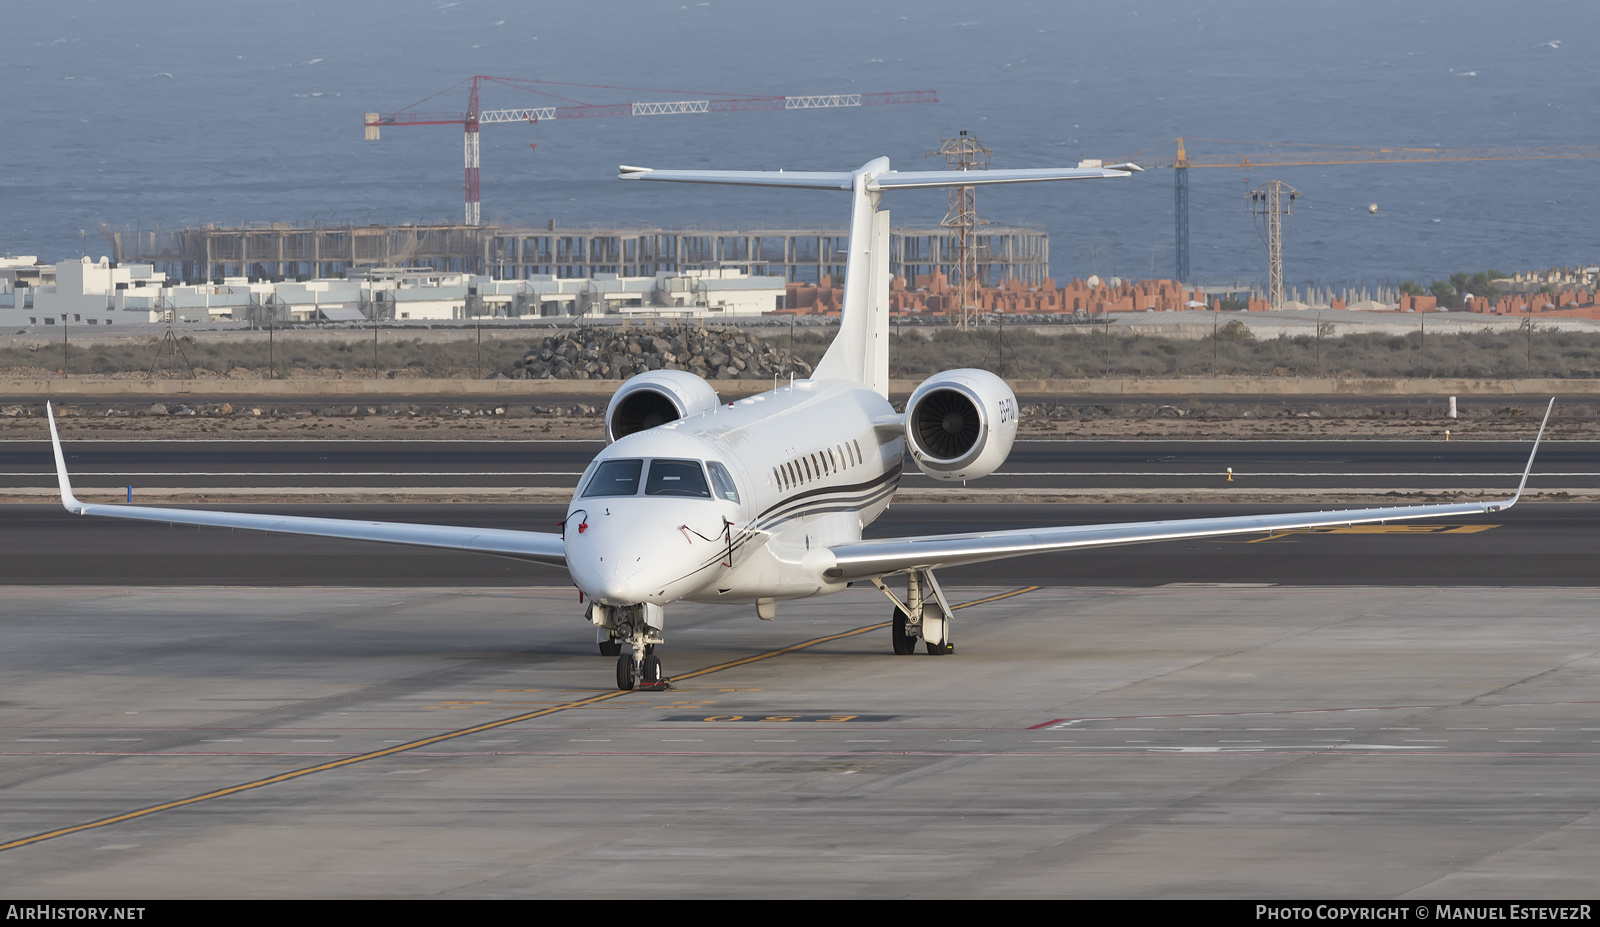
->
<box><xmin>1</xmin><ymin>398</ymin><xmax>1578</xmax><ymax>442</ymax></box>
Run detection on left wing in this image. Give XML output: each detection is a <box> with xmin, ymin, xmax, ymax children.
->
<box><xmin>824</xmin><ymin>400</ymin><xmax>1552</xmax><ymax>582</ymax></box>
<box><xmin>46</xmin><ymin>404</ymin><xmax>567</xmax><ymax>567</ymax></box>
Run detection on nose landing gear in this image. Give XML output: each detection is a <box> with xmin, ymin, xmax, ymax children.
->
<box><xmin>874</xmin><ymin>570</ymin><xmax>956</xmax><ymax>657</ymax></box>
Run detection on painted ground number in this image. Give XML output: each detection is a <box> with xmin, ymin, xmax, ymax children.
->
<box><xmin>661</xmin><ymin>714</ymin><xmax>895</xmax><ymax>723</ymax></box>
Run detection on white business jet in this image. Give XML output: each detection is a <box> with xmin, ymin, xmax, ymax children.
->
<box><xmin>48</xmin><ymin>157</ymin><xmax>1551</xmax><ymax>691</ymax></box>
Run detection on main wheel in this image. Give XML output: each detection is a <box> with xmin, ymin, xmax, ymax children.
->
<box><xmin>616</xmin><ymin>652</ymin><xmax>637</xmax><ymax>690</ymax></box>
<box><xmin>642</xmin><ymin>654</ymin><xmax>663</xmax><ymax>685</ymax></box>
<box><xmin>925</xmin><ymin>639</ymin><xmax>953</xmax><ymax>656</ymax></box>
<box><xmin>599</xmin><ymin>639</ymin><xmax>622</xmax><ymax>656</ymax></box>
<box><xmin>891</xmin><ymin>608</ymin><xmax>917</xmax><ymax>655</ymax></box>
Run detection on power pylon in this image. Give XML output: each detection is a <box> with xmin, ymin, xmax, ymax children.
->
<box><xmin>932</xmin><ymin>131</ymin><xmax>990</xmax><ymax>330</ymax></box>
<box><xmin>1249</xmin><ymin>180</ymin><xmax>1297</xmax><ymax>308</ymax></box>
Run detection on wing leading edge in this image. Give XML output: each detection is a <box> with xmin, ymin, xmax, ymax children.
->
<box><xmin>825</xmin><ymin>400</ymin><xmax>1554</xmax><ymax>581</ymax></box>
<box><xmin>47</xmin><ymin>405</ymin><xmax>567</xmax><ymax>567</ymax></box>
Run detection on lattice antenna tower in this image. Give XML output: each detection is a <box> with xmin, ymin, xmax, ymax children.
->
<box><xmin>932</xmin><ymin>131</ymin><xmax>990</xmax><ymax>330</ymax></box>
<box><xmin>1249</xmin><ymin>180</ymin><xmax>1298</xmax><ymax>309</ymax></box>
<box><xmin>147</xmin><ymin>309</ymin><xmax>195</xmax><ymax>379</ymax></box>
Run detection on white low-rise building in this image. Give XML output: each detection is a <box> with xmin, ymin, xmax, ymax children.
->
<box><xmin>0</xmin><ymin>258</ymin><xmax>787</xmax><ymax>331</ymax></box>
<box><xmin>0</xmin><ymin>256</ymin><xmax>170</xmax><ymax>328</ymax></box>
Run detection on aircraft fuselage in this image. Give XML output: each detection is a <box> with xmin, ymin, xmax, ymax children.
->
<box><xmin>563</xmin><ymin>378</ymin><xmax>901</xmax><ymax>607</ymax></box>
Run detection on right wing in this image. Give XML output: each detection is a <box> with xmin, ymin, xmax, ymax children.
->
<box><xmin>825</xmin><ymin>400</ymin><xmax>1553</xmax><ymax>582</ymax></box>
<box><xmin>47</xmin><ymin>404</ymin><xmax>567</xmax><ymax>567</ymax></box>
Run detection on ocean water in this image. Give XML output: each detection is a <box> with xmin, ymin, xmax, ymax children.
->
<box><xmin>2</xmin><ymin>0</ymin><xmax>1596</xmax><ymax>288</ymax></box>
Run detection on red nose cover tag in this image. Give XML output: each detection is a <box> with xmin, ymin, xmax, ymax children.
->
<box><xmin>578</xmin><ymin>522</ymin><xmax>588</xmax><ymax>534</ymax></box>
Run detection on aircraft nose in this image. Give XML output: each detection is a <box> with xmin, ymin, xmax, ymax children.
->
<box><xmin>566</xmin><ymin>517</ymin><xmax>656</xmax><ymax>604</ymax></box>
<box><xmin>592</xmin><ymin>563</ymin><xmax>643</xmax><ymax>605</ymax></box>
<box><xmin>569</xmin><ymin>548</ymin><xmax>646</xmax><ymax>605</ymax></box>
<box><xmin>566</xmin><ymin>499</ymin><xmax>720</xmax><ymax>605</ymax></box>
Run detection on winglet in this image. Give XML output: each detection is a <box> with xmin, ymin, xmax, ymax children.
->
<box><xmin>1495</xmin><ymin>397</ymin><xmax>1554</xmax><ymax>511</ymax></box>
<box><xmin>46</xmin><ymin>402</ymin><xmax>85</xmax><ymax>514</ymax></box>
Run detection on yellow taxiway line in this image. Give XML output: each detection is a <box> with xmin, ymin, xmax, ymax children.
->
<box><xmin>0</xmin><ymin>586</ymin><xmax>1040</xmax><ymax>854</ymax></box>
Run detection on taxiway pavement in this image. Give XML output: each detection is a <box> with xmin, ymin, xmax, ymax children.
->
<box><xmin>1</xmin><ymin>502</ymin><xmax>1595</xmax><ymax>587</ymax></box>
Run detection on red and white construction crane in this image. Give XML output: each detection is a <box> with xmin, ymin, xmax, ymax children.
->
<box><xmin>365</xmin><ymin>75</ymin><xmax>939</xmax><ymax>225</ymax></box>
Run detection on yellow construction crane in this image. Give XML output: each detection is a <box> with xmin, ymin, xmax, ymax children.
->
<box><xmin>1143</xmin><ymin>137</ymin><xmax>1600</xmax><ymax>286</ymax></box>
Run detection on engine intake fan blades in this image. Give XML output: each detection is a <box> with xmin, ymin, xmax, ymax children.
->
<box><xmin>912</xmin><ymin>389</ymin><xmax>981</xmax><ymax>460</ymax></box>
<box><xmin>610</xmin><ymin>390</ymin><xmax>681</xmax><ymax>439</ymax></box>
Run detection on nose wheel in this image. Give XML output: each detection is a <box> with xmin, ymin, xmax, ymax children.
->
<box><xmin>615</xmin><ymin>647</ymin><xmax>667</xmax><ymax>691</ymax></box>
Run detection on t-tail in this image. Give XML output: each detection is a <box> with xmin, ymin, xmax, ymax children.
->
<box><xmin>620</xmin><ymin>157</ymin><xmax>1141</xmax><ymax>396</ymax></box>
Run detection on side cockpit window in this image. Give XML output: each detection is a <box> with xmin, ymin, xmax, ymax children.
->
<box><xmin>582</xmin><ymin>459</ymin><xmax>644</xmax><ymax>497</ymax></box>
<box><xmin>707</xmin><ymin>461</ymin><xmax>740</xmax><ymax>503</ymax></box>
<box><xmin>646</xmin><ymin>459</ymin><xmax>712</xmax><ymax>498</ymax></box>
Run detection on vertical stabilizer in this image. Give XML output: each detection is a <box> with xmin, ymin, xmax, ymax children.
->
<box><xmin>814</xmin><ymin>159</ymin><xmax>891</xmax><ymax>395</ymax></box>
<box><xmin>619</xmin><ymin>157</ymin><xmax>1139</xmax><ymax>398</ymax></box>
<box><xmin>866</xmin><ymin>206</ymin><xmax>891</xmax><ymax>394</ymax></box>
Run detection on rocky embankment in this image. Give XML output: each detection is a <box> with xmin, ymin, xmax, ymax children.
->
<box><xmin>511</xmin><ymin>326</ymin><xmax>812</xmax><ymax>380</ymax></box>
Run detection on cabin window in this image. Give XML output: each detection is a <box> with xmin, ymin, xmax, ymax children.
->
<box><xmin>582</xmin><ymin>458</ymin><xmax>643</xmax><ymax>497</ymax></box>
<box><xmin>852</xmin><ymin>439</ymin><xmax>863</xmax><ymax>463</ymax></box>
<box><xmin>707</xmin><ymin>461</ymin><xmax>740</xmax><ymax>503</ymax></box>
<box><xmin>646</xmin><ymin>459</ymin><xmax>712</xmax><ymax>498</ymax></box>
<box><xmin>802</xmin><ymin>458</ymin><xmax>812</xmax><ymax>481</ymax></box>
<box><xmin>828</xmin><ymin>448</ymin><xmax>838</xmax><ymax>471</ymax></box>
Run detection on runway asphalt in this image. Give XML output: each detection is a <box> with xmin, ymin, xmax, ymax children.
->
<box><xmin>3</xmin><ymin>439</ymin><xmax>1596</xmax><ymax>896</ymax></box>
<box><xmin>2</xmin><ymin>502</ymin><xmax>1595</xmax><ymax>586</ymax></box>
<box><xmin>1</xmin><ymin>438</ymin><xmax>1588</xmax><ymax>493</ymax></box>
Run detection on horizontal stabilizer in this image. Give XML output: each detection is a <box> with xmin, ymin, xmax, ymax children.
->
<box><xmin>619</xmin><ymin>167</ymin><xmax>853</xmax><ymax>190</ymax></box>
<box><xmin>869</xmin><ymin>165</ymin><xmax>1140</xmax><ymax>190</ymax></box>
<box><xmin>618</xmin><ymin>163</ymin><xmax>1141</xmax><ymax>192</ymax></box>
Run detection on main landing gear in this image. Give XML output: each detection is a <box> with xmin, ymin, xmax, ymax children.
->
<box><xmin>875</xmin><ymin>570</ymin><xmax>956</xmax><ymax>657</ymax></box>
<box><xmin>592</xmin><ymin>603</ymin><xmax>669</xmax><ymax>691</ymax></box>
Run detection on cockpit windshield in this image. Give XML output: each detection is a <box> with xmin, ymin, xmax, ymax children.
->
<box><xmin>581</xmin><ymin>458</ymin><xmax>735</xmax><ymax>501</ymax></box>
<box><xmin>645</xmin><ymin>459</ymin><xmax>712</xmax><ymax>498</ymax></box>
<box><xmin>582</xmin><ymin>458</ymin><xmax>643</xmax><ymax>497</ymax></box>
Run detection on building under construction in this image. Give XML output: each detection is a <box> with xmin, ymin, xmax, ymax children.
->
<box><xmin>100</xmin><ymin>221</ymin><xmax>1049</xmax><ymax>288</ymax></box>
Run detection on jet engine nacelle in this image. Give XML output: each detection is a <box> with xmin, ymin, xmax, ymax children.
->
<box><xmin>904</xmin><ymin>368</ymin><xmax>1018</xmax><ymax>481</ymax></box>
<box><xmin>605</xmin><ymin>370</ymin><xmax>721</xmax><ymax>443</ymax></box>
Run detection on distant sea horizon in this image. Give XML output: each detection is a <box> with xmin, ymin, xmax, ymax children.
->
<box><xmin>3</xmin><ymin>0</ymin><xmax>1596</xmax><ymax>288</ymax></box>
